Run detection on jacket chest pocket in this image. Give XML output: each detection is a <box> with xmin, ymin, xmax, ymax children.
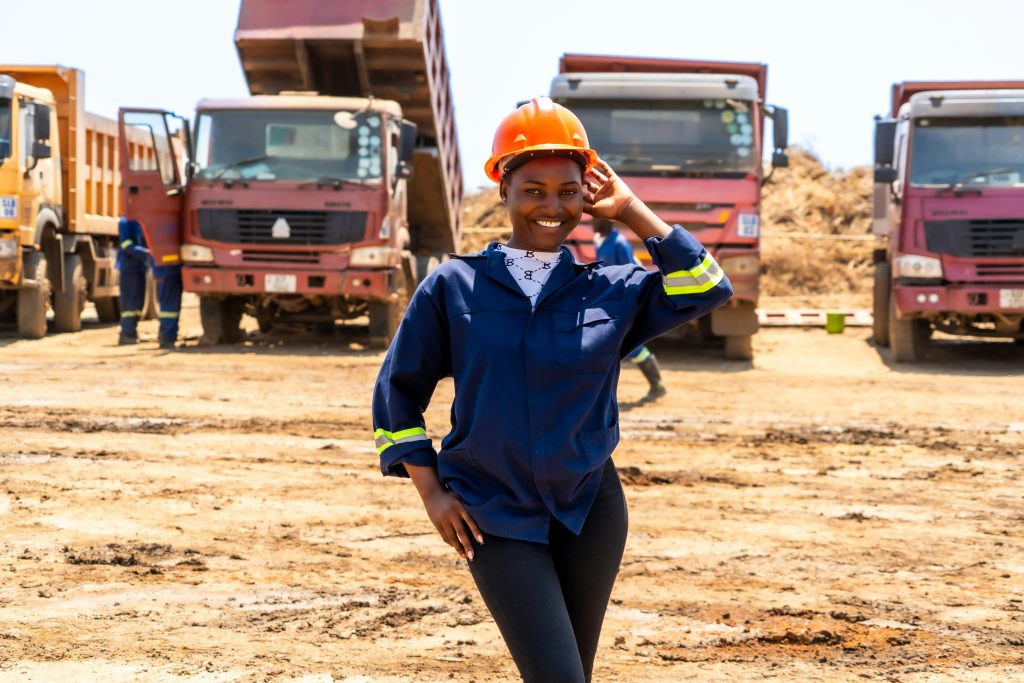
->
<box><xmin>552</xmin><ymin>301</ymin><xmax>622</xmax><ymax>373</ymax></box>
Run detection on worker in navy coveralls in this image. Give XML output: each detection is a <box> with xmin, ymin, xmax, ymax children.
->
<box><xmin>371</xmin><ymin>97</ymin><xmax>732</xmax><ymax>682</ymax></box>
<box><xmin>153</xmin><ymin>262</ymin><xmax>183</xmax><ymax>350</ymax></box>
<box><xmin>115</xmin><ymin>217</ymin><xmax>149</xmax><ymax>345</ymax></box>
<box><xmin>593</xmin><ymin>216</ymin><xmax>667</xmax><ymax>400</ymax></box>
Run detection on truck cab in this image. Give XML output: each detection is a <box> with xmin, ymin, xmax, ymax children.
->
<box><xmin>550</xmin><ymin>54</ymin><xmax>788</xmax><ymax>360</ymax></box>
<box><xmin>873</xmin><ymin>82</ymin><xmax>1024</xmax><ymax>360</ymax></box>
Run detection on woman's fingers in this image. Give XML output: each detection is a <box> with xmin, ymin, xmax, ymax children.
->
<box><xmin>461</xmin><ymin>509</ymin><xmax>484</xmax><ymax>545</ymax></box>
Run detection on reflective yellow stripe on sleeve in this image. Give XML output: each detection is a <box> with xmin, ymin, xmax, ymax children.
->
<box><xmin>663</xmin><ymin>253</ymin><xmax>725</xmax><ymax>295</ymax></box>
<box><xmin>374</xmin><ymin>426</ymin><xmax>428</xmax><ymax>454</ymax></box>
<box><xmin>121</xmin><ymin>239</ymin><xmax>133</xmax><ymax>248</ymax></box>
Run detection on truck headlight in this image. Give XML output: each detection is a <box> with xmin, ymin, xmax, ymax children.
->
<box><xmin>0</xmin><ymin>236</ymin><xmax>17</xmax><ymax>259</ymax></box>
<box><xmin>181</xmin><ymin>243</ymin><xmax>215</xmax><ymax>263</ymax></box>
<box><xmin>719</xmin><ymin>254</ymin><xmax>760</xmax><ymax>277</ymax></box>
<box><xmin>350</xmin><ymin>246</ymin><xmax>395</xmax><ymax>268</ymax></box>
<box><xmin>895</xmin><ymin>254</ymin><xmax>942</xmax><ymax>279</ymax></box>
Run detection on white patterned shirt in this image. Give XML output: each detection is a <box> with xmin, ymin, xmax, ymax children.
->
<box><xmin>495</xmin><ymin>243</ymin><xmax>562</xmax><ymax>309</ymax></box>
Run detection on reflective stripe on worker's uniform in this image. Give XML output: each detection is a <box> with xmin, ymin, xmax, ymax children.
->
<box><xmin>121</xmin><ymin>239</ymin><xmax>133</xmax><ymax>249</ymax></box>
<box><xmin>120</xmin><ymin>310</ymin><xmax>142</xmax><ymax>318</ymax></box>
<box><xmin>158</xmin><ymin>311</ymin><xmax>180</xmax><ymax>319</ymax></box>
<box><xmin>629</xmin><ymin>346</ymin><xmax>651</xmax><ymax>363</ymax></box>
<box><xmin>374</xmin><ymin>427</ymin><xmax>428</xmax><ymax>454</ymax></box>
<box><xmin>663</xmin><ymin>253</ymin><xmax>725</xmax><ymax>295</ymax></box>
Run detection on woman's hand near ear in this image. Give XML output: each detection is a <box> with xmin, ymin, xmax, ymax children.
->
<box><xmin>585</xmin><ymin>158</ymin><xmax>671</xmax><ymax>241</ymax></box>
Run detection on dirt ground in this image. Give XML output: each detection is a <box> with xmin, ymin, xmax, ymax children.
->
<box><xmin>2</xmin><ymin>296</ymin><xmax>1023</xmax><ymax>682</ymax></box>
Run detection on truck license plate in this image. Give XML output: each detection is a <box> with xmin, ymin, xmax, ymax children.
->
<box><xmin>265</xmin><ymin>274</ymin><xmax>297</xmax><ymax>293</ymax></box>
<box><xmin>999</xmin><ymin>288</ymin><xmax>1024</xmax><ymax>309</ymax></box>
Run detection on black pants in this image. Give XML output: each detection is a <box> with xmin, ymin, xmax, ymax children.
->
<box><xmin>468</xmin><ymin>460</ymin><xmax>628</xmax><ymax>683</ymax></box>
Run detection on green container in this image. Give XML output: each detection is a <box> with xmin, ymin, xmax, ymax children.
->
<box><xmin>825</xmin><ymin>312</ymin><xmax>846</xmax><ymax>334</ymax></box>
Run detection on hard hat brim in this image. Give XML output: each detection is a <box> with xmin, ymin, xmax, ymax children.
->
<box><xmin>485</xmin><ymin>145</ymin><xmax>597</xmax><ymax>183</ymax></box>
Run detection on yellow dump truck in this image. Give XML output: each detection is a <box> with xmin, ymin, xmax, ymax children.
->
<box><xmin>0</xmin><ymin>65</ymin><xmax>153</xmax><ymax>337</ymax></box>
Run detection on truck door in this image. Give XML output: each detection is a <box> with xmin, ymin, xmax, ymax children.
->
<box><xmin>118</xmin><ymin>109</ymin><xmax>191</xmax><ymax>266</ymax></box>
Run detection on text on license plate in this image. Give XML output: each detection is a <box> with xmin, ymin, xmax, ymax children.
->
<box><xmin>265</xmin><ymin>274</ymin><xmax>297</xmax><ymax>293</ymax></box>
<box><xmin>999</xmin><ymin>288</ymin><xmax>1024</xmax><ymax>309</ymax></box>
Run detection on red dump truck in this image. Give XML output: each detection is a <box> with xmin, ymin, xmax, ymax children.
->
<box><xmin>872</xmin><ymin>81</ymin><xmax>1024</xmax><ymax>361</ymax></box>
<box><xmin>118</xmin><ymin>0</ymin><xmax>461</xmax><ymax>345</ymax></box>
<box><xmin>0</xmin><ymin>66</ymin><xmax>155</xmax><ymax>337</ymax></box>
<box><xmin>549</xmin><ymin>54</ymin><xmax>789</xmax><ymax>359</ymax></box>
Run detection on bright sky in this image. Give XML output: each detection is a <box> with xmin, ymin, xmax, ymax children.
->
<box><xmin>6</xmin><ymin>0</ymin><xmax>1024</xmax><ymax>190</ymax></box>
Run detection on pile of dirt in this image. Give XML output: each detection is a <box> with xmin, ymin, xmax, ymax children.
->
<box><xmin>459</xmin><ymin>148</ymin><xmax>875</xmax><ymax>304</ymax></box>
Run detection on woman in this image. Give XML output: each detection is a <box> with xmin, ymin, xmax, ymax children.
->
<box><xmin>372</xmin><ymin>96</ymin><xmax>732</xmax><ymax>682</ymax></box>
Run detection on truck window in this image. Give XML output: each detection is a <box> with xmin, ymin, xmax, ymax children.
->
<box><xmin>562</xmin><ymin>99</ymin><xmax>758</xmax><ymax>177</ymax></box>
<box><xmin>122</xmin><ymin>111</ymin><xmax>180</xmax><ymax>187</ymax></box>
<box><xmin>192</xmin><ymin>109</ymin><xmax>382</xmax><ymax>182</ymax></box>
<box><xmin>0</xmin><ymin>97</ymin><xmax>11</xmax><ymax>161</ymax></box>
<box><xmin>909</xmin><ymin>116</ymin><xmax>1024</xmax><ymax>187</ymax></box>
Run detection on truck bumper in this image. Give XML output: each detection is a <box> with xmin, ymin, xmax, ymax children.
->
<box><xmin>182</xmin><ymin>266</ymin><xmax>394</xmax><ymax>301</ymax></box>
<box><xmin>894</xmin><ymin>284</ymin><xmax>1024</xmax><ymax>315</ymax></box>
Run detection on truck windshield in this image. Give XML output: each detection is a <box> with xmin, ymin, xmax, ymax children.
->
<box><xmin>0</xmin><ymin>98</ymin><xmax>11</xmax><ymax>162</ymax></box>
<box><xmin>910</xmin><ymin>116</ymin><xmax>1024</xmax><ymax>188</ymax></box>
<box><xmin>192</xmin><ymin>109</ymin><xmax>384</xmax><ymax>182</ymax></box>
<box><xmin>566</xmin><ymin>99</ymin><xmax>758</xmax><ymax>177</ymax></box>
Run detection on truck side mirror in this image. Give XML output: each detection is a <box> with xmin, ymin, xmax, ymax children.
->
<box><xmin>396</xmin><ymin>161</ymin><xmax>414</xmax><ymax>180</ymax></box>
<box><xmin>770</xmin><ymin>106</ymin><xmax>789</xmax><ymax>151</ymax></box>
<box><xmin>35</xmin><ymin>104</ymin><xmax>50</xmax><ymax>141</ymax></box>
<box><xmin>771</xmin><ymin>151</ymin><xmax>789</xmax><ymax>168</ymax></box>
<box><xmin>399</xmin><ymin>121</ymin><xmax>417</xmax><ymax>163</ymax></box>
<box><xmin>32</xmin><ymin>141</ymin><xmax>51</xmax><ymax>160</ymax></box>
<box><xmin>874</xmin><ymin>167</ymin><xmax>898</xmax><ymax>183</ymax></box>
<box><xmin>874</xmin><ymin>119</ymin><xmax>897</xmax><ymax>166</ymax></box>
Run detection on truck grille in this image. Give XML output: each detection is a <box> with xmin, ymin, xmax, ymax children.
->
<box><xmin>924</xmin><ymin>219</ymin><xmax>1024</xmax><ymax>258</ymax></box>
<box><xmin>198</xmin><ymin>209</ymin><xmax>367</xmax><ymax>246</ymax></box>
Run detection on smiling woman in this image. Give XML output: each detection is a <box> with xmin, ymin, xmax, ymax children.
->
<box><xmin>371</xmin><ymin>96</ymin><xmax>733</xmax><ymax>682</ymax></box>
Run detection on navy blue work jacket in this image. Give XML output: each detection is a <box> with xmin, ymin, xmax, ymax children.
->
<box><xmin>116</xmin><ymin>218</ymin><xmax>151</xmax><ymax>273</ymax></box>
<box><xmin>372</xmin><ymin>226</ymin><xmax>732</xmax><ymax>543</ymax></box>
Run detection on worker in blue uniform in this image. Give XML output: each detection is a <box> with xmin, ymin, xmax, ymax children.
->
<box><xmin>153</xmin><ymin>263</ymin><xmax>183</xmax><ymax>350</ymax></box>
<box><xmin>115</xmin><ymin>217</ymin><xmax>150</xmax><ymax>345</ymax></box>
<box><xmin>593</xmin><ymin>216</ymin><xmax>667</xmax><ymax>400</ymax></box>
<box><xmin>372</xmin><ymin>97</ymin><xmax>732</xmax><ymax>683</ymax></box>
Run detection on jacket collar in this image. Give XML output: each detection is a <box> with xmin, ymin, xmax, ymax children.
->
<box><xmin>455</xmin><ymin>242</ymin><xmax>600</xmax><ymax>305</ymax></box>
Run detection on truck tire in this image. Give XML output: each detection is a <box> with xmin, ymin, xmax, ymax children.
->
<box><xmin>889</xmin><ymin>297</ymin><xmax>930</xmax><ymax>363</ymax></box>
<box><xmin>53</xmin><ymin>253</ymin><xmax>87</xmax><ymax>333</ymax></box>
<box><xmin>94</xmin><ymin>296</ymin><xmax>120</xmax><ymax>323</ymax></box>
<box><xmin>368</xmin><ymin>270</ymin><xmax>409</xmax><ymax>349</ymax></box>
<box><xmin>872</xmin><ymin>263</ymin><xmax>891</xmax><ymax>347</ymax></box>
<box><xmin>142</xmin><ymin>270</ymin><xmax>159</xmax><ymax>320</ymax></box>
<box><xmin>199</xmin><ymin>295</ymin><xmax>245</xmax><ymax>345</ymax></box>
<box><xmin>16</xmin><ymin>252</ymin><xmax>50</xmax><ymax>339</ymax></box>
<box><xmin>724</xmin><ymin>334</ymin><xmax>753</xmax><ymax>361</ymax></box>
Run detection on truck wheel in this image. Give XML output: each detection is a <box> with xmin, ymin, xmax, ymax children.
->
<box><xmin>94</xmin><ymin>296</ymin><xmax>120</xmax><ymax>323</ymax></box>
<box><xmin>142</xmin><ymin>270</ymin><xmax>159</xmax><ymax>320</ymax></box>
<box><xmin>16</xmin><ymin>252</ymin><xmax>50</xmax><ymax>339</ymax></box>
<box><xmin>53</xmin><ymin>253</ymin><xmax>86</xmax><ymax>333</ymax></box>
<box><xmin>368</xmin><ymin>270</ymin><xmax>409</xmax><ymax>349</ymax></box>
<box><xmin>872</xmin><ymin>263</ymin><xmax>891</xmax><ymax>347</ymax></box>
<box><xmin>199</xmin><ymin>295</ymin><xmax>245</xmax><ymax>345</ymax></box>
<box><xmin>889</xmin><ymin>297</ymin><xmax>929</xmax><ymax>363</ymax></box>
<box><xmin>724</xmin><ymin>334</ymin><xmax>753</xmax><ymax>360</ymax></box>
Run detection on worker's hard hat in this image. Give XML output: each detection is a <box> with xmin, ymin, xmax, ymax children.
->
<box><xmin>484</xmin><ymin>96</ymin><xmax>597</xmax><ymax>183</ymax></box>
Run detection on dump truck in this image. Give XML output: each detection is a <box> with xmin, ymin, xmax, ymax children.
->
<box><xmin>119</xmin><ymin>0</ymin><xmax>462</xmax><ymax>346</ymax></box>
<box><xmin>0</xmin><ymin>66</ymin><xmax>154</xmax><ymax>338</ymax></box>
<box><xmin>548</xmin><ymin>54</ymin><xmax>789</xmax><ymax>360</ymax></box>
<box><xmin>872</xmin><ymin>81</ymin><xmax>1024</xmax><ymax>361</ymax></box>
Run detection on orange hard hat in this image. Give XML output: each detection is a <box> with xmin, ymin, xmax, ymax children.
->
<box><xmin>484</xmin><ymin>96</ymin><xmax>597</xmax><ymax>183</ymax></box>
